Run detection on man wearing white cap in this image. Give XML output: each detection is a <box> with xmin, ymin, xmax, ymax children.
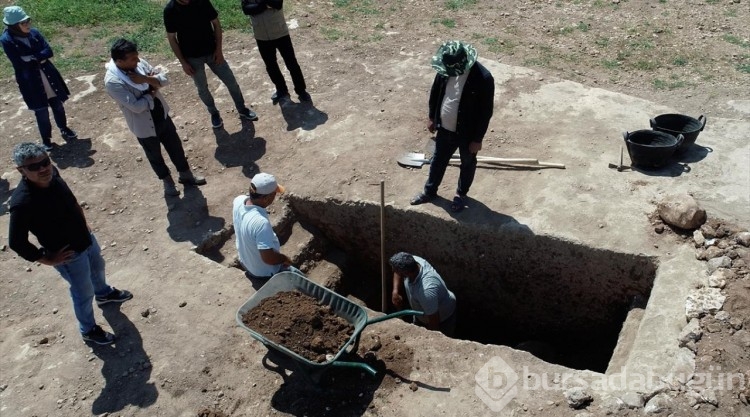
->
<box><xmin>232</xmin><ymin>173</ymin><xmax>297</xmax><ymax>280</ymax></box>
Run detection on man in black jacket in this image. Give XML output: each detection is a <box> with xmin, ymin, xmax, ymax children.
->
<box><xmin>410</xmin><ymin>41</ymin><xmax>494</xmax><ymax>213</ymax></box>
<box><xmin>8</xmin><ymin>142</ymin><xmax>132</xmax><ymax>346</ymax></box>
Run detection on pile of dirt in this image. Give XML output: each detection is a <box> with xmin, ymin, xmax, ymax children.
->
<box><xmin>240</xmin><ymin>290</ymin><xmax>354</xmax><ymax>362</ymax></box>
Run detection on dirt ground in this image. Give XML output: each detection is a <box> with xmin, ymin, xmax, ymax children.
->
<box><xmin>1</xmin><ymin>1</ymin><xmax>749</xmax><ymax>416</ymax></box>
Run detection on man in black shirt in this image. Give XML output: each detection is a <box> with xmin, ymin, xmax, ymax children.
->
<box><xmin>164</xmin><ymin>0</ymin><xmax>257</xmax><ymax>129</ymax></box>
<box><xmin>8</xmin><ymin>143</ymin><xmax>133</xmax><ymax>345</ymax></box>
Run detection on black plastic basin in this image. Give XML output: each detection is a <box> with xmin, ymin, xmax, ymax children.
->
<box><xmin>624</xmin><ymin>130</ymin><xmax>684</xmax><ymax>168</ymax></box>
<box><xmin>650</xmin><ymin>114</ymin><xmax>706</xmax><ymax>153</ymax></box>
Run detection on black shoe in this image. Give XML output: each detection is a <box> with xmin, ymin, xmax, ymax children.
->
<box><xmin>298</xmin><ymin>91</ymin><xmax>312</xmax><ymax>102</ymax></box>
<box><xmin>410</xmin><ymin>192</ymin><xmax>435</xmax><ymax>205</ymax></box>
<box><xmin>178</xmin><ymin>174</ymin><xmax>207</xmax><ymax>186</ymax></box>
<box><xmin>238</xmin><ymin>107</ymin><xmax>259</xmax><ymax>121</ymax></box>
<box><xmin>210</xmin><ymin>113</ymin><xmax>223</xmax><ymax>129</ymax></box>
<box><xmin>271</xmin><ymin>91</ymin><xmax>290</xmax><ymax>105</ymax></box>
<box><xmin>60</xmin><ymin>128</ymin><xmax>78</xmax><ymax>141</ymax></box>
<box><xmin>95</xmin><ymin>288</ymin><xmax>133</xmax><ymax>306</ymax></box>
<box><xmin>82</xmin><ymin>325</ymin><xmax>115</xmax><ymax>345</ymax></box>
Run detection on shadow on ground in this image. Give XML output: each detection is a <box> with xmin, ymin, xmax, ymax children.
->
<box><xmin>212</xmin><ymin>123</ymin><xmax>264</xmax><ymax>178</ymax></box>
<box><xmin>91</xmin><ymin>304</ymin><xmax>157</xmax><ymax>415</ymax></box>
<box><xmin>279</xmin><ymin>101</ymin><xmax>328</xmax><ymax>132</ymax></box>
<box><xmin>49</xmin><ymin>138</ymin><xmax>96</xmax><ymax>169</ymax></box>
<box><xmin>166</xmin><ymin>185</ymin><xmax>225</xmax><ymax>245</ymax></box>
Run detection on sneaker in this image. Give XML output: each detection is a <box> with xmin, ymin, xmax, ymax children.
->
<box><xmin>82</xmin><ymin>325</ymin><xmax>115</xmax><ymax>345</ymax></box>
<box><xmin>238</xmin><ymin>107</ymin><xmax>258</xmax><ymax>122</ymax></box>
<box><xmin>178</xmin><ymin>172</ymin><xmax>207</xmax><ymax>186</ymax></box>
<box><xmin>163</xmin><ymin>178</ymin><xmax>180</xmax><ymax>197</ymax></box>
<box><xmin>298</xmin><ymin>91</ymin><xmax>312</xmax><ymax>103</ymax></box>
<box><xmin>210</xmin><ymin>113</ymin><xmax>223</xmax><ymax>129</ymax></box>
<box><xmin>42</xmin><ymin>142</ymin><xmax>54</xmax><ymax>152</ymax></box>
<box><xmin>96</xmin><ymin>288</ymin><xmax>133</xmax><ymax>306</ymax></box>
<box><xmin>271</xmin><ymin>91</ymin><xmax>290</xmax><ymax>105</ymax></box>
<box><xmin>60</xmin><ymin>127</ymin><xmax>78</xmax><ymax>141</ymax></box>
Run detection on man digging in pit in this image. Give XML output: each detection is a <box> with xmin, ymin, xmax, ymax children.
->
<box><xmin>390</xmin><ymin>252</ymin><xmax>457</xmax><ymax>337</ymax></box>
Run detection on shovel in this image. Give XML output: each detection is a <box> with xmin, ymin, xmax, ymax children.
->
<box><xmin>397</xmin><ymin>152</ymin><xmax>565</xmax><ymax>169</ymax></box>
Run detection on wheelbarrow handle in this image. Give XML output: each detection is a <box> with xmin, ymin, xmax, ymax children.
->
<box><xmin>366</xmin><ymin>309</ymin><xmax>424</xmax><ymax>326</ymax></box>
<box><xmin>329</xmin><ymin>360</ymin><xmax>378</xmax><ymax>376</ymax></box>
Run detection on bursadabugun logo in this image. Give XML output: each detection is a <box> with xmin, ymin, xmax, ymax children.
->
<box><xmin>475</xmin><ymin>356</ymin><xmax>519</xmax><ymax>412</ymax></box>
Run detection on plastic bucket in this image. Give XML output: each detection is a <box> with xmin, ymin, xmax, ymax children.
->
<box><xmin>623</xmin><ymin>130</ymin><xmax>684</xmax><ymax>168</ymax></box>
<box><xmin>650</xmin><ymin>114</ymin><xmax>706</xmax><ymax>153</ymax></box>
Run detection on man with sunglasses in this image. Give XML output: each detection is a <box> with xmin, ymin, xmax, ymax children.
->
<box><xmin>9</xmin><ymin>143</ymin><xmax>132</xmax><ymax>346</ymax></box>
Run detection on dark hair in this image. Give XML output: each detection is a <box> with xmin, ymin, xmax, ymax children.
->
<box><xmin>389</xmin><ymin>252</ymin><xmax>419</xmax><ymax>273</ymax></box>
<box><xmin>110</xmin><ymin>38</ymin><xmax>138</xmax><ymax>61</ymax></box>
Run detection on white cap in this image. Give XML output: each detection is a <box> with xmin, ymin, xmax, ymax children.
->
<box><xmin>251</xmin><ymin>173</ymin><xmax>285</xmax><ymax>195</ymax></box>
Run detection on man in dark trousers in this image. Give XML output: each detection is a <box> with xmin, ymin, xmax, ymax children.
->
<box><xmin>8</xmin><ymin>142</ymin><xmax>133</xmax><ymax>346</ymax></box>
<box><xmin>242</xmin><ymin>0</ymin><xmax>311</xmax><ymax>105</ymax></box>
<box><xmin>410</xmin><ymin>40</ymin><xmax>494</xmax><ymax>213</ymax></box>
<box><xmin>164</xmin><ymin>0</ymin><xmax>257</xmax><ymax>128</ymax></box>
<box><xmin>105</xmin><ymin>38</ymin><xmax>206</xmax><ymax>197</ymax></box>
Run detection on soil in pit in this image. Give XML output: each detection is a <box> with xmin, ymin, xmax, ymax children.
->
<box><xmin>241</xmin><ymin>290</ymin><xmax>355</xmax><ymax>363</ymax></box>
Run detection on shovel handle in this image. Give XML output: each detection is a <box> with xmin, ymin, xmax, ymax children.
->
<box><xmin>451</xmin><ymin>154</ymin><xmax>539</xmax><ymax>164</ymax></box>
<box><xmin>366</xmin><ymin>309</ymin><xmax>424</xmax><ymax>326</ymax></box>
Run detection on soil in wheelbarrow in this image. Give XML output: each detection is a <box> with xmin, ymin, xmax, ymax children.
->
<box><xmin>241</xmin><ymin>290</ymin><xmax>355</xmax><ymax>363</ymax></box>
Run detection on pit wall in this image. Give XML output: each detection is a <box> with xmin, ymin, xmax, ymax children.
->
<box><xmin>285</xmin><ymin>195</ymin><xmax>658</xmax><ymax>346</ymax></box>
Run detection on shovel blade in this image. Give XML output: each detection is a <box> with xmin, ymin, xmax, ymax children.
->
<box><xmin>397</xmin><ymin>152</ymin><xmax>429</xmax><ymax>168</ymax></box>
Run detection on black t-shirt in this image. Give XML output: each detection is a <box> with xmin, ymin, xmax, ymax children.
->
<box><xmin>8</xmin><ymin>169</ymin><xmax>92</xmax><ymax>262</ymax></box>
<box><xmin>163</xmin><ymin>0</ymin><xmax>219</xmax><ymax>58</ymax></box>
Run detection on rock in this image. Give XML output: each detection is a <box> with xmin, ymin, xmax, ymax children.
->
<box><xmin>693</xmin><ymin>230</ymin><xmax>705</xmax><ymax>246</ymax></box>
<box><xmin>597</xmin><ymin>396</ymin><xmax>625</xmax><ymax>414</ymax></box>
<box><xmin>729</xmin><ymin>317</ymin><xmax>743</xmax><ymax>330</ymax></box>
<box><xmin>657</xmin><ymin>194</ymin><xmax>706</xmax><ymax>230</ymax></box>
<box><xmin>700</xmin><ymin>388</ymin><xmax>718</xmax><ymax>406</ymax></box>
<box><xmin>574</xmin><ymin>413</ymin><xmax>593</xmax><ymax>417</ymax></box>
<box><xmin>736</xmin><ymin>232</ymin><xmax>750</xmax><ymax>247</ymax></box>
<box><xmin>700</xmin><ymin>223</ymin><xmax>717</xmax><ymax>238</ymax></box>
<box><xmin>715</xmin><ymin>311</ymin><xmax>730</xmax><ymax>322</ymax></box>
<box><xmin>654</xmin><ymin>225</ymin><xmax>664</xmax><ymax>234</ymax></box>
<box><xmin>708</xmin><ymin>269</ymin><xmax>733</xmax><ymax>288</ymax></box>
<box><xmin>732</xmin><ymin>329</ymin><xmax>750</xmax><ymax>347</ymax></box>
<box><xmin>140</xmin><ymin>309</ymin><xmax>150</xmax><ymax>318</ymax></box>
<box><xmin>621</xmin><ymin>391</ymin><xmax>644</xmax><ymax>408</ymax></box>
<box><xmin>644</xmin><ymin>393</ymin><xmax>672</xmax><ymax>414</ymax></box>
<box><xmin>705</xmin><ymin>320</ymin><xmax>722</xmax><ymax>333</ymax></box>
<box><xmin>179</xmin><ymin>301</ymin><xmax>187</xmax><ymax>308</ymax></box>
<box><xmin>39</xmin><ymin>337</ymin><xmax>49</xmax><ymax>345</ymax></box>
<box><xmin>685</xmin><ymin>288</ymin><xmax>726</xmax><ymax>319</ymax></box>
<box><xmin>702</xmin><ymin>246</ymin><xmax>724</xmax><ymax>260</ymax></box>
<box><xmin>732</xmin><ymin>259</ymin><xmax>747</xmax><ymax>269</ymax></box>
<box><xmin>678</xmin><ymin>318</ymin><xmax>702</xmax><ymax>346</ymax></box>
<box><xmin>706</xmin><ymin>256</ymin><xmax>732</xmax><ymax>274</ymax></box>
<box><xmin>409</xmin><ymin>382</ymin><xmax>418</xmax><ymax>392</ymax></box>
<box><xmin>564</xmin><ymin>387</ymin><xmax>593</xmax><ymax>409</ymax></box>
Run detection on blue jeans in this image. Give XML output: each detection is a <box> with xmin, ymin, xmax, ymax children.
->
<box><xmin>424</xmin><ymin>128</ymin><xmax>478</xmax><ymax>196</ymax></box>
<box><xmin>53</xmin><ymin>234</ymin><xmax>112</xmax><ymax>334</ymax></box>
<box><xmin>186</xmin><ymin>55</ymin><xmax>246</xmax><ymax>115</ymax></box>
<box><xmin>33</xmin><ymin>96</ymin><xmax>68</xmax><ymax>145</ymax></box>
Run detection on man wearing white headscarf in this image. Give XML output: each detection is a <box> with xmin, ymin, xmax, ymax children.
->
<box><xmin>410</xmin><ymin>40</ymin><xmax>494</xmax><ymax>213</ymax></box>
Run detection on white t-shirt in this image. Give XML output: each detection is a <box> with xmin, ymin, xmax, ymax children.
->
<box><xmin>439</xmin><ymin>72</ymin><xmax>469</xmax><ymax>132</ymax></box>
<box><xmin>232</xmin><ymin>195</ymin><xmax>282</xmax><ymax>277</ymax></box>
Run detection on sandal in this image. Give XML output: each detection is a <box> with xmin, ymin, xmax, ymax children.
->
<box><xmin>450</xmin><ymin>195</ymin><xmax>465</xmax><ymax>213</ymax></box>
<box><xmin>410</xmin><ymin>192</ymin><xmax>435</xmax><ymax>205</ymax></box>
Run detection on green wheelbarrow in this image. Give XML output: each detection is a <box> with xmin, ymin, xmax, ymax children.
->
<box><xmin>236</xmin><ymin>271</ymin><xmax>423</xmax><ymax>383</ymax></box>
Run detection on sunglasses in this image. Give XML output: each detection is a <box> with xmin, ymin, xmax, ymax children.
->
<box><xmin>19</xmin><ymin>19</ymin><xmax>32</xmax><ymax>26</ymax></box>
<box><xmin>22</xmin><ymin>157</ymin><xmax>51</xmax><ymax>172</ymax></box>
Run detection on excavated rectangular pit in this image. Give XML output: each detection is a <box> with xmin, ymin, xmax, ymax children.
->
<box><xmin>199</xmin><ymin>196</ymin><xmax>657</xmax><ymax>373</ymax></box>
<box><xmin>284</xmin><ymin>197</ymin><xmax>657</xmax><ymax>373</ymax></box>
